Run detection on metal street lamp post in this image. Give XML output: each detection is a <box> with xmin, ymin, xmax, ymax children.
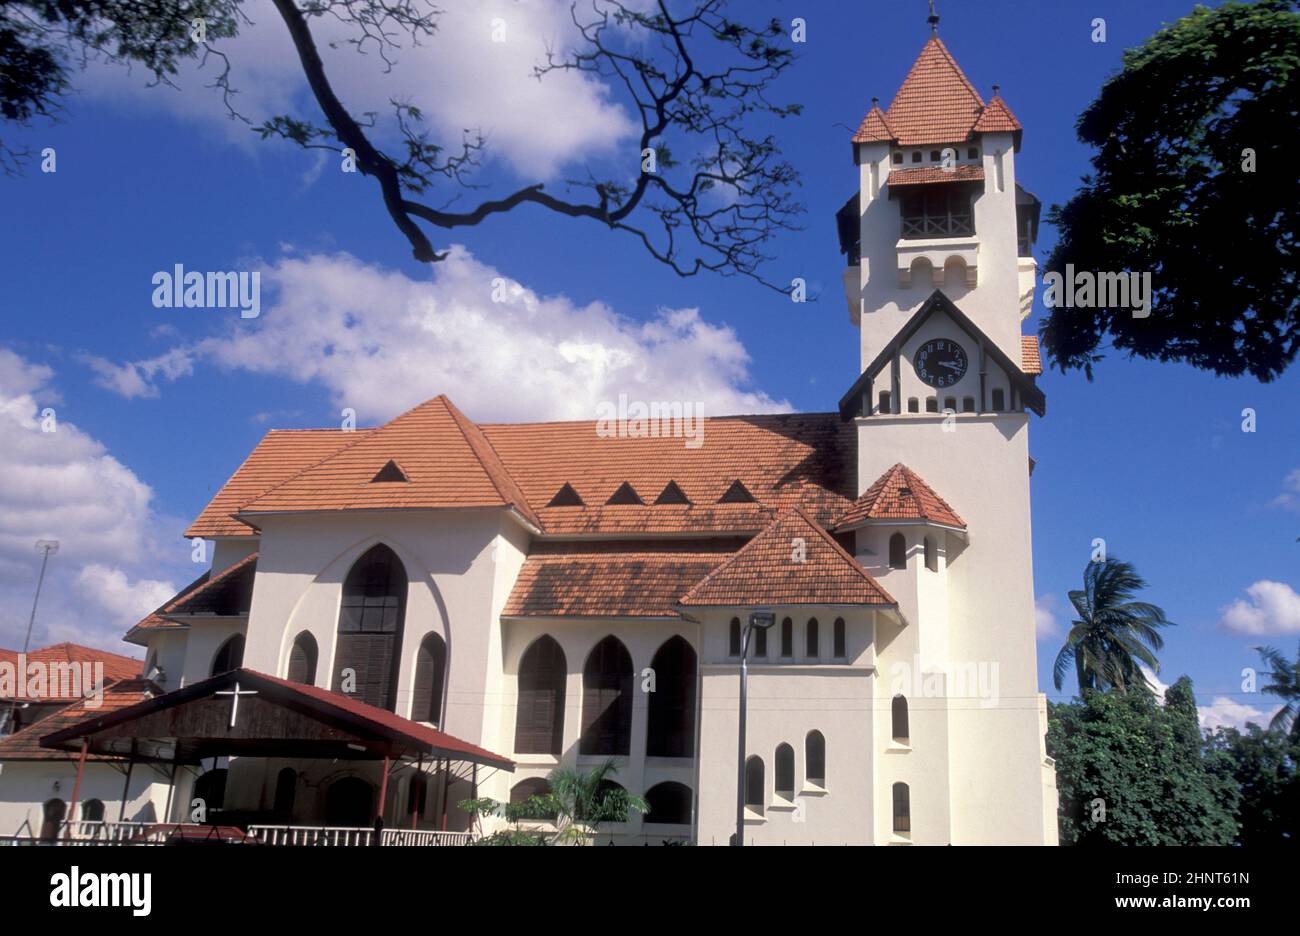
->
<box><xmin>3</xmin><ymin>540</ymin><xmax>59</xmax><ymax>735</ymax></box>
<box><xmin>733</xmin><ymin>609</ymin><xmax>775</xmax><ymax>846</ymax></box>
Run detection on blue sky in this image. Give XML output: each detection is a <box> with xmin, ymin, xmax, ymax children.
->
<box><xmin>0</xmin><ymin>0</ymin><xmax>1295</xmax><ymax>728</ymax></box>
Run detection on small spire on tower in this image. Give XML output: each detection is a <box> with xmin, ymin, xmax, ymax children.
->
<box><xmin>927</xmin><ymin>0</ymin><xmax>940</xmax><ymax>35</ymax></box>
<box><xmin>992</xmin><ymin>84</ymin><xmax>1001</xmax><ymax>98</ymax></box>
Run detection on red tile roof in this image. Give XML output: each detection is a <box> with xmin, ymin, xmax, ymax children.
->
<box><xmin>0</xmin><ymin>643</ymin><xmax>142</xmax><ymax>701</ymax></box>
<box><xmin>835</xmin><ymin>464</ymin><xmax>965</xmax><ymax>531</ymax></box>
<box><xmin>504</xmin><ymin>540</ymin><xmax>741</xmax><ymax>618</ymax></box>
<box><xmin>972</xmin><ymin>95</ymin><xmax>1022</xmax><ymax>134</ymax></box>
<box><xmin>851</xmin><ymin>103</ymin><xmax>896</xmax><ymax>143</ymax></box>
<box><xmin>678</xmin><ymin>507</ymin><xmax>895</xmax><ymax>608</ymax></box>
<box><xmin>237</xmin><ymin>396</ymin><xmax>541</xmax><ymax>529</ymax></box>
<box><xmin>1021</xmin><ymin>336</ymin><xmax>1043</xmax><ymax>375</ymax></box>
<box><xmin>126</xmin><ymin>554</ymin><xmax>257</xmax><ymax>644</ymax></box>
<box><xmin>187</xmin><ymin>429</ymin><xmax>371</xmax><ymax>538</ymax></box>
<box><xmin>887</xmin><ymin>164</ymin><xmax>985</xmax><ymax>187</ymax></box>
<box><xmin>851</xmin><ymin>37</ymin><xmax>1020</xmax><ymax>149</ymax></box>
<box><xmin>0</xmin><ymin>679</ymin><xmax>158</xmax><ymax>761</ymax></box>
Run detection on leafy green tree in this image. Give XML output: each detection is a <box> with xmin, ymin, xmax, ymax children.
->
<box><xmin>1047</xmin><ymin>678</ymin><xmax>1238</xmax><ymax>845</ymax></box>
<box><xmin>1205</xmin><ymin>723</ymin><xmax>1299</xmax><ymax>845</ymax></box>
<box><xmin>461</xmin><ymin>759</ymin><xmax>648</xmax><ymax>846</ymax></box>
<box><xmin>1042</xmin><ymin>0</ymin><xmax>1300</xmax><ymax>381</ymax></box>
<box><xmin>1053</xmin><ymin>557</ymin><xmax>1174</xmax><ymax>694</ymax></box>
<box><xmin>1256</xmin><ymin>642</ymin><xmax>1300</xmax><ymax>739</ymax></box>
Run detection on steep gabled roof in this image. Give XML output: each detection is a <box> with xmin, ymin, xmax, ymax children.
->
<box><xmin>1021</xmin><ymin>336</ymin><xmax>1043</xmax><ymax>375</ymax></box>
<box><xmin>677</xmin><ymin>507</ymin><xmax>895</xmax><ymax>608</ymax></box>
<box><xmin>835</xmin><ymin>464</ymin><xmax>965</xmax><ymax>531</ymax></box>
<box><xmin>0</xmin><ymin>679</ymin><xmax>160</xmax><ymax>762</ymax></box>
<box><xmin>237</xmin><ymin>396</ymin><xmax>540</xmax><ymax>529</ymax></box>
<box><xmin>851</xmin><ymin>102</ymin><xmax>896</xmax><ymax>143</ymax></box>
<box><xmin>126</xmin><ymin>553</ymin><xmax>258</xmax><ymax>645</ymax></box>
<box><xmin>837</xmin><ymin>290</ymin><xmax>1047</xmax><ymax>419</ymax></box>
<box><xmin>882</xmin><ymin>37</ymin><xmax>984</xmax><ymax>146</ymax></box>
<box><xmin>0</xmin><ymin>643</ymin><xmax>142</xmax><ymax>700</ymax></box>
<box><xmin>972</xmin><ymin>94</ymin><xmax>1022</xmax><ymax>134</ymax></box>
<box><xmin>187</xmin><ymin>429</ymin><xmax>370</xmax><ymax>538</ymax></box>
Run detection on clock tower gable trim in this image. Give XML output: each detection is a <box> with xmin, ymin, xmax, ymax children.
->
<box><xmin>837</xmin><ymin>290</ymin><xmax>1046</xmax><ymax>420</ymax></box>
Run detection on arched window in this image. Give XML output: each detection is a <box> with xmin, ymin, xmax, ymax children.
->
<box><xmin>907</xmin><ymin>397</ymin><xmax>919</xmax><ymax>413</ymax></box>
<box><xmin>991</xmin><ymin>388</ymin><xmax>1006</xmax><ymax>411</ymax></box>
<box><xmin>274</xmin><ymin>767</ymin><xmax>297</xmax><ymax>819</ymax></box>
<box><xmin>40</xmin><ymin>798</ymin><xmax>66</xmax><ymax>842</ymax></box>
<box><xmin>210</xmin><ymin>634</ymin><xmax>245</xmax><ymax>677</ymax></box>
<box><xmin>962</xmin><ymin>396</ymin><xmax>976</xmax><ymax>413</ymax></box>
<box><xmin>744</xmin><ymin>756</ymin><xmax>764</xmax><ymax>815</ymax></box>
<box><xmin>412</xmin><ymin>632</ymin><xmax>447</xmax><ymax>725</ymax></box>
<box><xmin>775</xmin><ymin>743</ymin><xmax>795</xmax><ymax>799</ymax></box>
<box><xmin>780</xmin><ymin>617</ymin><xmax>793</xmax><ymax>658</ymax></box>
<box><xmin>805</xmin><ymin>730</ymin><xmax>826</xmax><ymax>787</ymax></box>
<box><xmin>287</xmin><ymin>632</ymin><xmax>318</xmax><ymax>685</ymax></box>
<box><xmin>325</xmin><ymin>777</ymin><xmax>374</xmax><ymax>828</ymax></box>
<box><xmin>925</xmin><ymin>396</ymin><xmax>939</xmax><ymax>413</ymax></box>
<box><xmin>646</xmin><ymin>636</ymin><xmax>697</xmax><ymax>758</ymax></box>
<box><xmin>728</xmin><ymin>617</ymin><xmax>741</xmax><ymax>657</ymax></box>
<box><xmin>334</xmin><ymin>544</ymin><xmax>407</xmax><ymax>711</ymax></box>
<box><xmin>892</xmin><ymin>695</ymin><xmax>910</xmax><ymax>743</ymax></box>
<box><xmin>924</xmin><ymin>536</ymin><xmax>938</xmax><ymax>572</ymax></box>
<box><xmin>509</xmin><ymin>778</ymin><xmax>558</xmax><ymax>819</ymax></box>
<box><xmin>194</xmin><ymin>768</ymin><xmax>228</xmax><ymax>813</ymax></box>
<box><xmin>753</xmin><ymin>624</ymin><xmax>768</xmax><ymax>658</ymax></box>
<box><xmin>889</xmin><ymin>533</ymin><xmax>907</xmax><ymax>569</ymax></box>
<box><xmin>943</xmin><ymin>396</ymin><xmax>957</xmax><ymax>412</ymax></box>
<box><xmin>514</xmin><ymin>636</ymin><xmax>566</xmax><ymax>755</ymax></box>
<box><xmin>833</xmin><ymin>617</ymin><xmax>846</xmax><ymax>658</ymax></box>
<box><xmin>893</xmin><ymin>782</ymin><xmax>911</xmax><ymax>832</ymax></box>
<box><xmin>80</xmin><ymin>798</ymin><xmax>105</xmax><ymax>823</ymax></box>
<box><xmin>580</xmin><ymin>636</ymin><xmax>633</xmax><ymax>756</ymax></box>
<box><xmin>406</xmin><ymin>773</ymin><xmax>428</xmax><ymax>819</ymax></box>
<box><xmin>644</xmin><ymin>782</ymin><xmax>693</xmax><ymax>825</ymax></box>
<box><xmin>806</xmin><ymin>617</ymin><xmax>819</xmax><ymax>658</ymax></box>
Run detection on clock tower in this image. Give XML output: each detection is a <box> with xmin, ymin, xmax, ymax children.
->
<box><xmin>833</xmin><ymin>13</ymin><xmax>1058</xmax><ymax>844</ymax></box>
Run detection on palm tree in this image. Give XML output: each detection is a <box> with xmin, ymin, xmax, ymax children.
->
<box><xmin>1255</xmin><ymin>643</ymin><xmax>1300</xmax><ymax>739</ymax></box>
<box><xmin>1053</xmin><ymin>557</ymin><xmax>1175</xmax><ymax>694</ymax></box>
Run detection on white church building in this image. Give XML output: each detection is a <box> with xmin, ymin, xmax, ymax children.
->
<box><xmin>0</xmin><ymin>27</ymin><xmax>1058</xmax><ymax>846</ymax></box>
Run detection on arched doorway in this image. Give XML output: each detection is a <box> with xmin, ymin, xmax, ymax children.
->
<box><xmin>325</xmin><ymin>776</ymin><xmax>375</xmax><ymax>828</ymax></box>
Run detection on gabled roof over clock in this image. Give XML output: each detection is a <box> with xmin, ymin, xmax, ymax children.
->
<box><xmin>837</xmin><ymin>290</ymin><xmax>1047</xmax><ymax>420</ymax></box>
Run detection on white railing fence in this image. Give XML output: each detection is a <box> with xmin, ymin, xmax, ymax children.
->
<box><xmin>247</xmin><ymin>825</ymin><xmax>476</xmax><ymax>847</ymax></box>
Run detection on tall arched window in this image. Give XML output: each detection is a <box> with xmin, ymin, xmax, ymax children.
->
<box><xmin>40</xmin><ymin>798</ymin><xmax>65</xmax><ymax>842</ymax></box>
<box><xmin>744</xmin><ymin>756</ymin><xmax>765</xmax><ymax>815</ymax></box>
<box><xmin>581</xmin><ymin>636</ymin><xmax>633</xmax><ymax>756</ymax></box>
<box><xmin>274</xmin><ymin>767</ymin><xmax>297</xmax><ymax>819</ymax></box>
<box><xmin>412</xmin><ymin>633</ymin><xmax>447</xmax><ymax>725</ymax></box>
<box><xmin>893</xmin><ymin>782</ymin><xmax>911</xmax><ymax>832</ymax></box>
<box><xmin>194</xmin><ymin>768</ymin><xmax>228</xmax><ymax>812</ymax></box>
<box><xmin>780</xmin><ymin>617</ymin><xmax>793</xmax><ymax>657</ymax></box>
<box><xmin>806</xmin><ymin>617</ymin><xmax>819</xmax><ymax>657</ymax></box>
<box><xmin>646</xmin><ymin>636</ymin><xmax>697</xmax><ymax>758</ymax></box>
<box><xmin>325</xmin><ymin>776</ymin><xmax>374</xmax><ymax>827</ymax></box>
<box><xmin>805</xmin><ymin>730</ymin><xmax>826</xmax><ymax>787</ymax></box>
<box><xmin>80</xmin><ymin>798</ymin><xmax>105</xmax><ymax>823</ymax></box>
<box><xmin>728</xmin><ymin>617</ymin><xmax>741</xmax><ymax>657</ymax></box>
<box><xmin>406</xmin><ymin>773</ymin><xmax>428</xmax><ymax>820</ymax></box>
<box><xmin>833</xmin><ymin>617</ymin><xmax>846</xmax><ymax>658</ymax></box>
<box><xmin>514</xmin><ymin>636</ymin><xmax>566</xmax><ymax>755</ymax></box>
<box><xmin>991</xmin><ymin>388</ymin><xmax>1006</xmax><ymax>411</ymax></box>
<box><xmin>888</xmin><ymin>533</ymin><xmax>907</xmax><ymax>569</ymax></box>
<box><xmin>509</xmin><ymin>778</ymin><xmax>558</xmax><ymax>819</ymax></box>
<box><xmin>287</xmin><ymin>632</ymin><xmax>318</xmax><ymax>685</ymax></box>
<box><xmin>924</xmin><ymin>536</ymin><xmax>937</xmax><ymax>572</ymax></box>
<box><xmin>210</xmin><ymin>634</ymin><xmax>245</xmax><ymax>676</ymax></box>
<box><xmin>333</xmin><ymin>543</ymin><xmax>407</xmax><ymax>711</ymax></box>
<box><xmin>892</xmin><ymin>695</ymin><xmax>910</xmax><ymax>742</ymax></box>
<box><xmin>644</xmin><ymin>782</ymin><xmax>693</xmax><ymax>825</ymax></box>
<box><xmin>775</xmin><ymin>743</ymin><xmax>795</xmax><ymax>799</ymax></box>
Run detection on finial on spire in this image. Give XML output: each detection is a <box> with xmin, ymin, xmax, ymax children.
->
<box><xmin>872</xmin><ymin>96</ymin><xmax>880</xmax><ymax>108</ymax></box>
<box><xmin>992</xmin><ymin>84</ymin><xmax>1001</xmax><ymax>98</ymax></box>
<box><xmin>927</xmin><ymin>0</ymin><xmax>940</xmax><ymax>35</ymax></box>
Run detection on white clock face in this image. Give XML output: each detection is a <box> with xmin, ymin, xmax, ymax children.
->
<box><xmin>914</xmin><ymin>339</ymin><xmax>969</xmax><ymax>388</ymax></box>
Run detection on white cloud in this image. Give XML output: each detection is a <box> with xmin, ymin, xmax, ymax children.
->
<box><xmin>88</xmin><ymin>246</ymin><xmax>789</xmax><ymax>424</ymax></box>
<box><xmin>81</xmin><ymin>0</ymin><xmax>636</xmax><ymax>177</ymax></box>
<box><xmin>1140</xmin><ymin>665</ymin><xmax>1171</xmax><ymax>700</ymax></box>
<box><xmin>1272</xmin><ymin>469</ymin><xmax>1300</xmax><ymax>512</ymax></box>
<box><xmin>0</xmin><ymin>349</ymin><xmax>177</xmax><ymax>652</ymax></box>
<box><xmin>1034</xmin><ymin>593</ymin><xmax>1061</xmax><ymax>640</ymax></box>
<box><xmin>1197</xmin><ymin>695</ymin><xmax>1278</xmax><ymax>733</ymax></box>
<box><xmin>1220</xmin><ymin>580</ymin><xmax>1300</xmax><ymax>635</ymax></box>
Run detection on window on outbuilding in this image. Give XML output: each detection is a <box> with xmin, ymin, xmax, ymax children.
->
<box><xmin>806</xmin><ymin>618</ymin><xmax>819</xmax><ymax>658</ymax></box>
<box><xmin>780</xmin><ymin>617</ymin><xmax>793</xmax><ymax>657</ymax></box>
<box><xmin>729</xmin><ymin>617</ymin><xmax>741</xmax><ymax>657</ymax></box>
<box><xmin>889</xmin><ymin>533</ymin><xmax>907</xmax><ymax>569</ymax></box>
<box><xmin>80</xmin><ymin>799</ymin><xmax>105</xmax><ymax>823</ymax></box>
<box><xmin>833</xmin><ymin>618</ymin><xmax>846</xmax><ymax>658</ymax></box>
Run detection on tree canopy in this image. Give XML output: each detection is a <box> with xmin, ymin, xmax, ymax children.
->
<box><xmin>1042</xmin><ymin>0</ymin><xmax>1300</xmax><ymax>381</ymax></box>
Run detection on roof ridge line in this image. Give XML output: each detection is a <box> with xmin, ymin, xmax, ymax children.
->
<box><xmin>440</xmin><ymin>397</ymin><xmax>542</xmax><ymax>529</ymax></box>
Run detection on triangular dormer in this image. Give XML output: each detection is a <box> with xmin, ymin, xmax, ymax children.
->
<box><xmin>547</xmin><ymin>483</ymin><xmax>584</xmax><ymax>507</ymax></box>
<box><xmin>370</xmin><ymin>460</ymin><xmax>408</xmax><ymax>483</ymax></box>
<box><xmin>717</xmin><ymin>480</ymin><xmax>756</xmax><ymax>504</ymax></box>
<box><xmin>606</xmin><ymin>482</ymin><xmax>644</xmax><ymax>506</ymax></box>
<box><xmin>654</xmin><ymin>481</ymin><xmax>692</xmax><ymax>505</ymax></box>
